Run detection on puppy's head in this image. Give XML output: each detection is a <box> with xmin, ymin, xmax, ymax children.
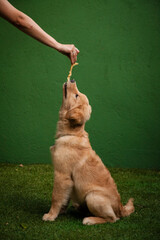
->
<box><xmin>60</xmin><ymin>80</ymin><xmax>92</xmax><ymax>127</ymax></box>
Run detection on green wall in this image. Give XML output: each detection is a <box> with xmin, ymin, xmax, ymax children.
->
<box><xmin>0</xmin><ymin>0</ymin><xmax>160</xmax><ymax>168</ymax></box>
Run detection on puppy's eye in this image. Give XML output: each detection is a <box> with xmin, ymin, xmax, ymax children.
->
<box><xmin>75</xmin><ymin>94</ymin><xmax>79</xmax><ymax>98</ymax></box>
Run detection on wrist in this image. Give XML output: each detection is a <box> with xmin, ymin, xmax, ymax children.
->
<box><xmin>54</xmin><ymin>42</ymin><xmax>62</xmax><ymax>51</ymax></box>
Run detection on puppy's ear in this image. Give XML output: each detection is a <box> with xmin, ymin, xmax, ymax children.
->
<box><xmin>66</xmin><ymin>106</ymin><xmax>85</xmax><ymax>126</ymax></box>
<box><xmin>66</xmin><ymin>105</ymin><xmax>92</xmax><ymax>127</ymax></box>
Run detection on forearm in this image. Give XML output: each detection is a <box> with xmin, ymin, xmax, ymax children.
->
<box><xmin>0</xmin><ymin>0</ymin><xmax>61</xmax><ymax>50</ymax></box>
<box><xmin>13</xmin><ymin>12</ymin><xmax>61</xmax><ymax>50</ymax></box>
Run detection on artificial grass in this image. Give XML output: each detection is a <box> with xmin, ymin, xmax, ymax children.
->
<box><xmin>0</xmin><ymin>164</ymin><xmax>160</xmax><ymax>240</ymax></box>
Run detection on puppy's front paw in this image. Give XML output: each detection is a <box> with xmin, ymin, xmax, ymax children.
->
<box><xmin>42</xmin><ymin>213</ymin><xmax>56</xmax><ymax>221</ymax></box>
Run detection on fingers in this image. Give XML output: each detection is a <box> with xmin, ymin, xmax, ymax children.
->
<box><xmin>75</xmin><ymin>47</ymin><xmax>80</xmax><ymax>53</ymax></box>
<box><xmin>70</xmin><ymin>51</ymin><xmax>77</xmax><ymax>64</ymax></box>
<box><xmin>58</xmin><ymin>43</ymin><xmax>80</xmax><ymax>64</ymax></box>
<box><xmin>70</xmin><ymin>45</ymin><xmax>80</xmax><ymax>64</ymax></box>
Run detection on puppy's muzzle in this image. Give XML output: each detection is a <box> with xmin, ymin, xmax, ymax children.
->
<box><xmin>64</xmin><ymin>79</ymin><xmax>76</xmax><ymax>98</ymax></box>
<box><xmin>70</xmin><ymin>79</ymin><xmax>75</xmax><ymax>83</ymax></box>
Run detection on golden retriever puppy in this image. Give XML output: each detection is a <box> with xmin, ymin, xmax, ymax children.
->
<box><xmin>42</xmin><ymin>80</ymin><xmax>134</xmax><ymax>225</ymax></box>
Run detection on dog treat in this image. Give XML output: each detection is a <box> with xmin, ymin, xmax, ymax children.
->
<box><xmin>67</xmin><ymin>62</ymin><xmax>78</xmax><ymax>82</ymax></box>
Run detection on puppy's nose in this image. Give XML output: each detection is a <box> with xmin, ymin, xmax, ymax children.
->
<box><xmin>70</xmin><ymin>79</ymin><xmax>75</xmax><ymax>83</ymax></box>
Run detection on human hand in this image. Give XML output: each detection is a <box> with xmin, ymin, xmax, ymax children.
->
<box><xmin>57</xmin><ymin>44</ymin><xmax>80</xmax><ymax>64</ymax></box>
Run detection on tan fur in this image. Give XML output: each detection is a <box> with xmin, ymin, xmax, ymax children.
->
<box><xmin>42</xmin><ymin>81</ymin><xmax>134</xmax><ymax>225</ymax></box>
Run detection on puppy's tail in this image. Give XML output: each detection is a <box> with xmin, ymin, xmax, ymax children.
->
<box><xmin>120</xmin><ymin>198</ymin><xmax>135</xmax><ymax>217</ymax></box>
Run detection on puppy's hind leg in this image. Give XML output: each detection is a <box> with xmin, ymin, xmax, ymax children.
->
<box><xmin>83</xmin><ymin>192</ymin><xmax>119</xmax><ymax>225</ymax></box>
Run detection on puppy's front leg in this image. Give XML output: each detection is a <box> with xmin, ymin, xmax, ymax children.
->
<box><xmin>43</xmin><ymin>170</ymin><xmax>73</xmax><ymax>221</ymax></box>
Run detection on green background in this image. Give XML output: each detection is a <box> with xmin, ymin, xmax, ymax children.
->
<box><xmin>0</xmin><ymin>0</ymin><xmax>160</xmax><ymax>168</ymax></box>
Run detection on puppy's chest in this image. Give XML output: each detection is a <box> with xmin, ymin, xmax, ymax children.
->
<box><xmin>52</xmin><ymin>144</ymin><xmax>82</xmax><ymax>170</ymax></box>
